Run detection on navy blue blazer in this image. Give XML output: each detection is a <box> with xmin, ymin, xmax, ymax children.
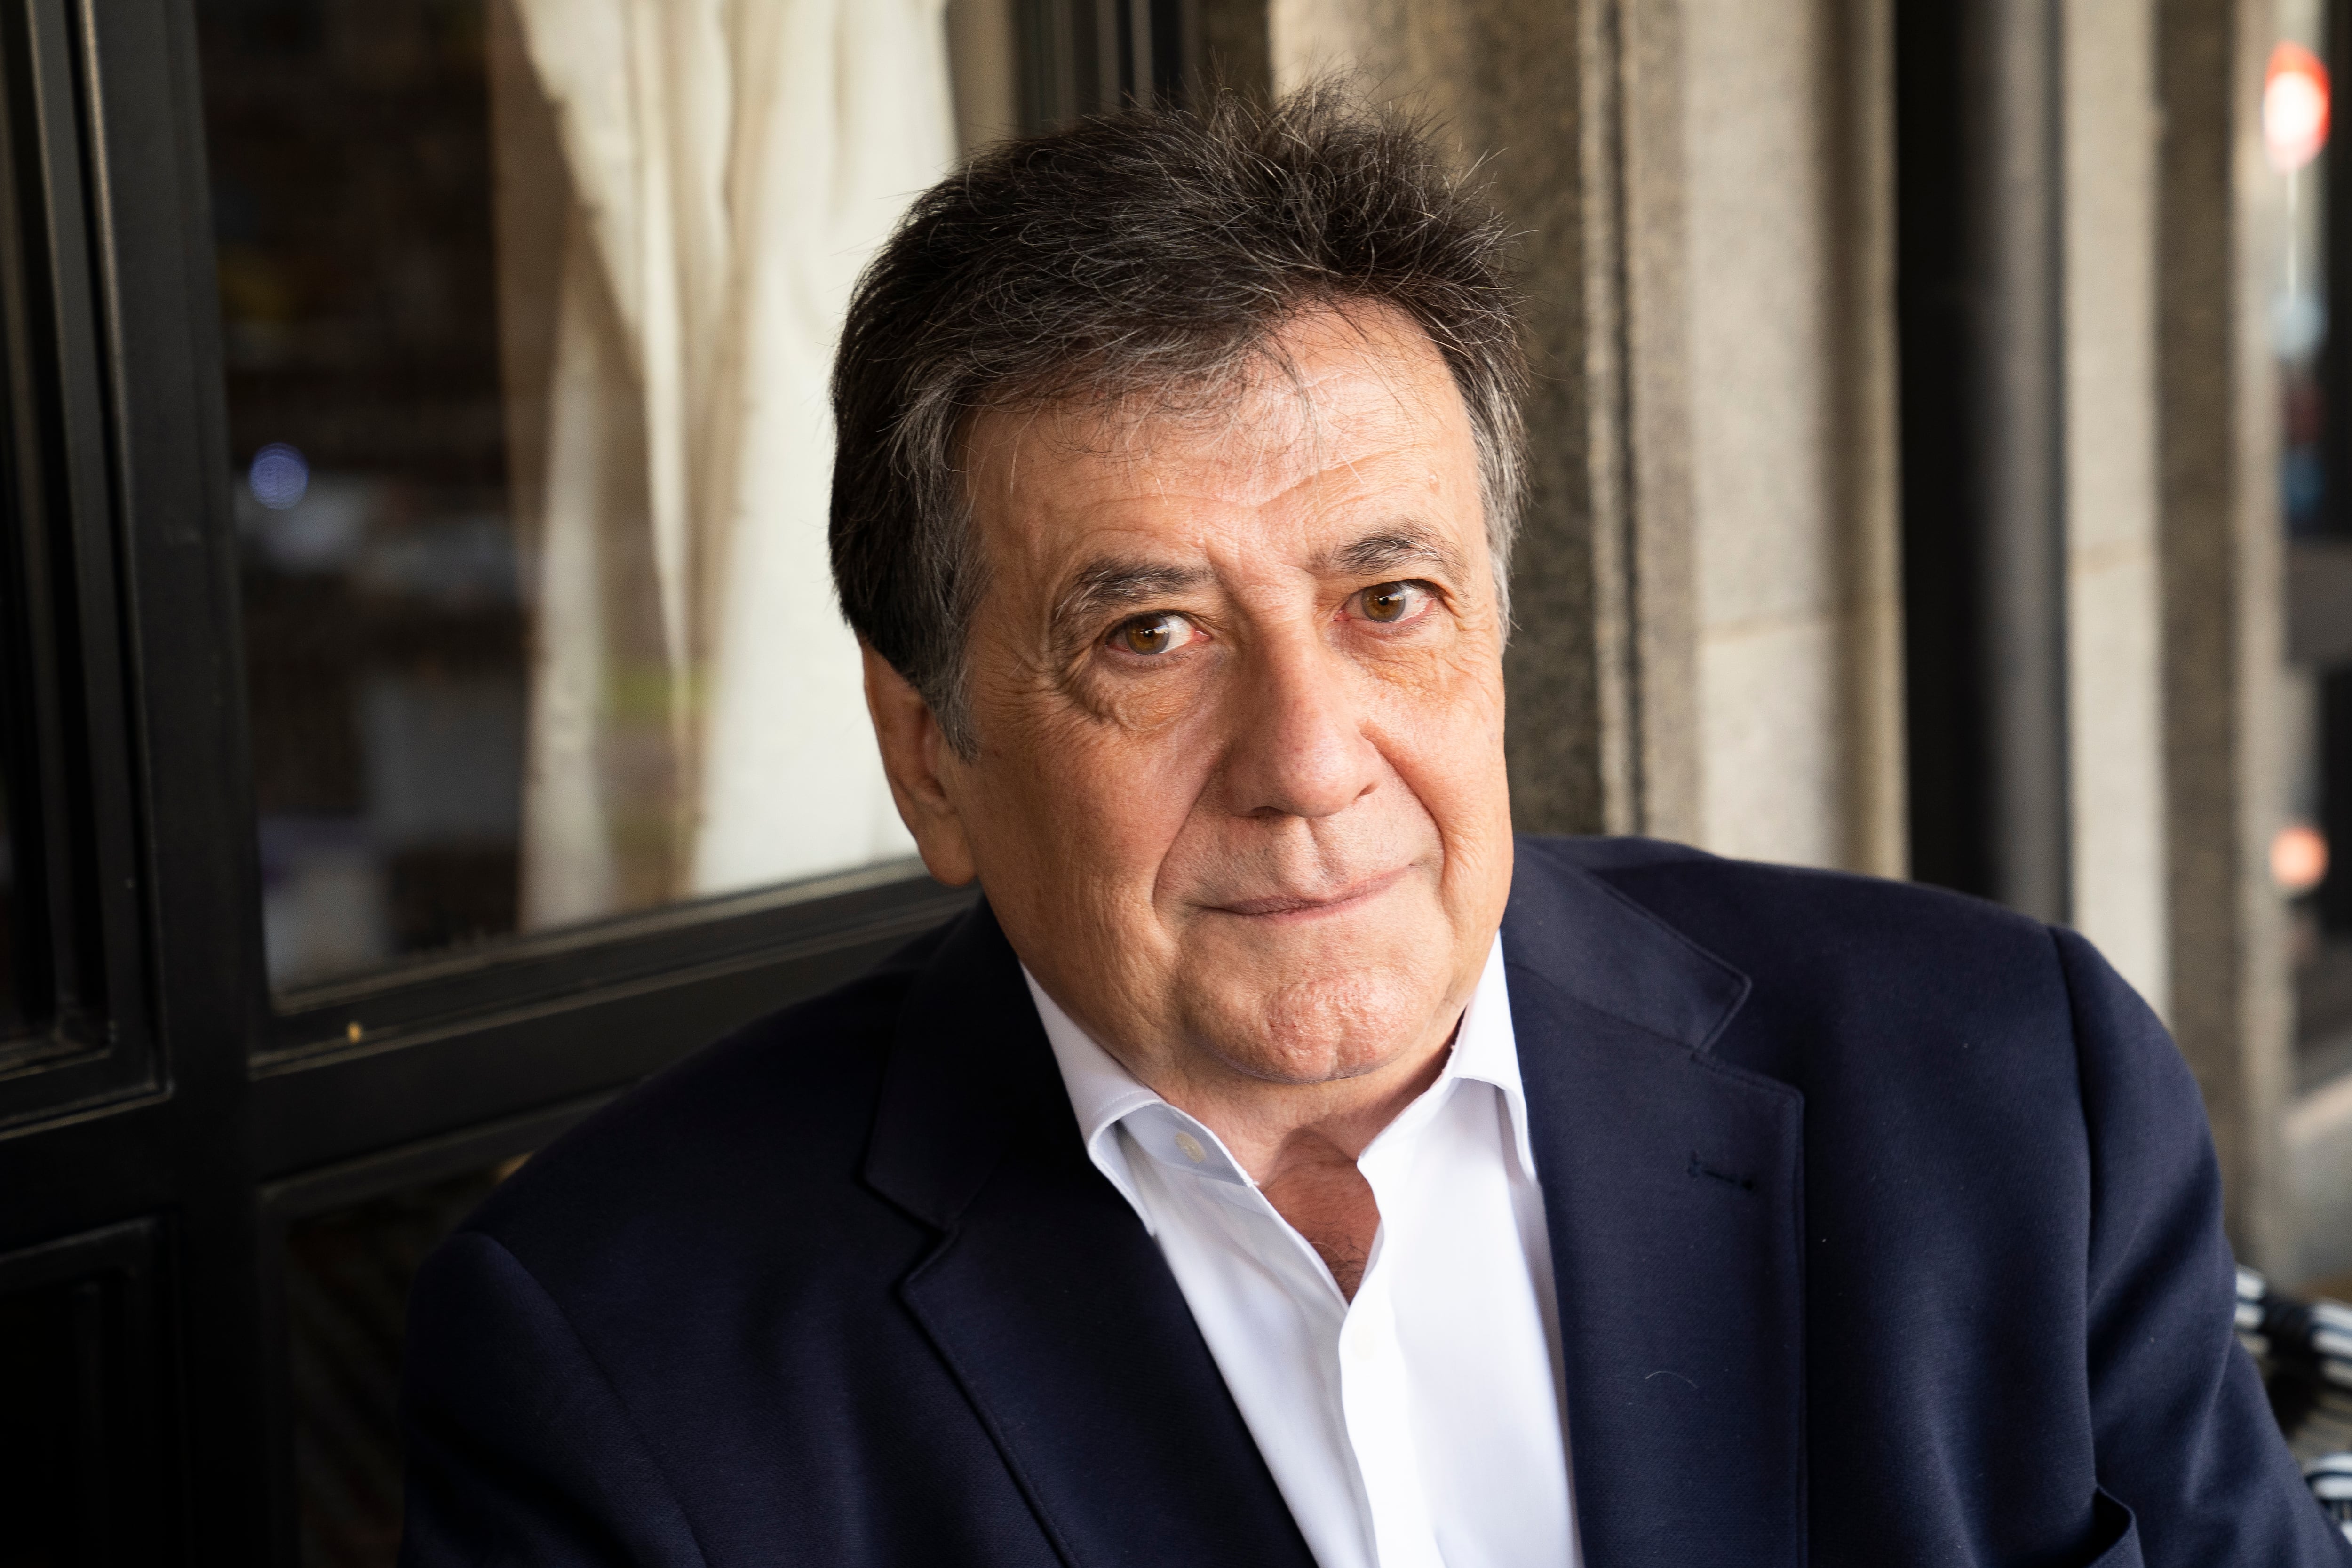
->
<box><xmin>397</xmin><ymin>836</ymin><xmax>2347</xmax><ymax>1567</ymax></box>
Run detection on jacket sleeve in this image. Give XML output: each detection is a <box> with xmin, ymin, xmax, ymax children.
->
<box><xmin>397</xmin><ymin>1229</ymin><xmax>708</xmax><ymax>1568</ymax></box>
<box><xmin>2059</xmin><ymin>927</ymin><xmax>2351</xmax><ymax>1563</ymax></box>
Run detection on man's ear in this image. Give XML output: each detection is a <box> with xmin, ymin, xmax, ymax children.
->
<box><xmin>861</xmin><ymin>643</ymin><xmax>978</xmax><ymax>887</ymax></box>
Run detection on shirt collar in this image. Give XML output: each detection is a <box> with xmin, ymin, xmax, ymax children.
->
<box><xmin>1024</xmin><ymin>967</ymin><xmax>1174</xmax><ymax>1227</ymax></box>
<box><xmin>1025</xmin><ymin>933</ymin><xmax>1534</xmax><ymax>1225</ymax></box>
<box><xmin>1450</xmin><ymin>931</ymin><xmax>1538</xmax><ymax>1179</ymax></box>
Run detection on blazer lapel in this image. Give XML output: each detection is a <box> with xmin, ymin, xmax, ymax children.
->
<box><xmin>1504</xmin><ymin>852</ymin><xmax>1808</xmax><ymax>1568</ymax></box>
<box><xmin>863</xmin><ymin>902</ymin><xmax>1317</xmax><ymax>1568</ymax></box>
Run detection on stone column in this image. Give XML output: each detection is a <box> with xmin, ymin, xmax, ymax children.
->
<box><xmin>2061</xmin><ymin>0</ymin><xmax>2170</xmax><ymax>1017</ymax></box>
<box><xmin>1685</xmin><ymin>0</ymin><xmax>1904</xmax><ymax>874</ymax></box>
<box><xmin>2156</xmin><ymin>0</ymin><xmax>2292</xmax><ymax>1266</ymax></box>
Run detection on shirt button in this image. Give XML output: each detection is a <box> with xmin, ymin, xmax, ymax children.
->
<box><xmin>1346</xmin><ymin>1333</ymin><xmax>1376</xmax><ymax>1363</ymax></box>
<box><xmin>1173</xmin><ymin>1131</ymin><xmax>1206</xmax><ymax>1163</ymax></box>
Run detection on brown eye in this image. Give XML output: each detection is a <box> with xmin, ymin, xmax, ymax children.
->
<box><xmin>1114</xmin><ymin>613</ymin><xmax>1182</xmax><ymax>655</ymax></box>
<box><xmin>1360</xmin><ymin>582</ymin><xmax>1415</xmax><ymax>623</ymax></box>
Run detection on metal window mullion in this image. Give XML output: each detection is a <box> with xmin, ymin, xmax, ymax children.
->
<box><xmin>0</xmin><ymin>0</ymin><xmax>136</xmax><ymax>1060</ymax></box>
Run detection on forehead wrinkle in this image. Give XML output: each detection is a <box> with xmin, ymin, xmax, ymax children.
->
<box><xmin>1269</xmin><ymin>303</ymin><xmax>1451</xmax><ymax>496</ymax></box>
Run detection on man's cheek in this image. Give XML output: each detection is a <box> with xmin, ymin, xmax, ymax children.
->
<box><xmin>1082</xmin><ymin>672</ymin><xmax>1212</xmax><ymax>735</ymax></box>
<box><xmin>1356</xmin><ymin>629</ymin><xmax>1492</xmax><ymax>710</ymax></box>
<box><xmin>1368</xmin><ymin>666</ymin><xmax>1500</xmax><ymax>772</ymax></box>
<box><xmin>1025</xmin><ymin>738</ymin><xmax>1190</xmax><ymax>868</ymax></box>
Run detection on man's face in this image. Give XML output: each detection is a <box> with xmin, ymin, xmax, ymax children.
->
<box><xmin>874</xmin><ymin>303</ymin><xmax>1513</xmax><ymax>1098</ymax></box>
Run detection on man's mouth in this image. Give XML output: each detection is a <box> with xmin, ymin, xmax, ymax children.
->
<box><xmin>1207</xmin><ymin>867</ymin><xmax>1409</xmax><ymax>920</ymax></box>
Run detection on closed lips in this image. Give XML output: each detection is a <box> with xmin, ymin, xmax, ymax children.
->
<box><xmin>1208</xmin><ymin>869</ymin><xmax>1408</xmax><ymax>918</ymax></box>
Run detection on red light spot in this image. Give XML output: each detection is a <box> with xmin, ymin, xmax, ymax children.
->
<box><xmin>2267</xmin><ymin>41</ymin><xmax>2332</xmax><ymax>172</ymax></box>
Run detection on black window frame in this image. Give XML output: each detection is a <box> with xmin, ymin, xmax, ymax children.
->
<box><xmin>0</xmin><ymin>0</ymin><xmax>1242</xmax><ymax>1560</ymax></box>
<box><xmin>0</xmin><ymin>0</ymin><xmax>154</xmax><ymax>1123</ymax></box>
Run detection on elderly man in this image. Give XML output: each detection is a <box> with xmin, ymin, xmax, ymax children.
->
<box><xmin>398</xmin><ymin>95</ymin><xmax>2344</xmax><ymax>1567</ymax></box>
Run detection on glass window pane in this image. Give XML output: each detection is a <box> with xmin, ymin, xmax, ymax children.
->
<box><xmin>198</xmin><ymin>1</ymin><xmax>962</xmax><ymax>990</ymax></box>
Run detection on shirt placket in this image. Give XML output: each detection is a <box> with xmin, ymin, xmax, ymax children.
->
<box><xmin>1338</xmin><ymin>1103</ymin><xmax>1447</xmax><ymax>1568</ymax></box>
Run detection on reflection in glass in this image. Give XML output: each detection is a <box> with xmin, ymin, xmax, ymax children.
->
<box><xmin>287</xmin><ymin>1162</ymin><xmax>511</xmax><ymax>1568</ymax></box>
<box><xmin>199</xmin><ymin>1</ymin><xmax>955</xmax><ymax>990</ymax></box>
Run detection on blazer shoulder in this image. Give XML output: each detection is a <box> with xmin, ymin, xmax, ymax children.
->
<box><xmin>1519</xmin><ymin>836</ymin><xmax>2096</xmax><ymax>1098</ymax></box>
<box><xmin>1521</xmin><ymin>832</ymin><xmax>2051</xmax><ymax>956</ymax></box>
<box><xmin>457</xmin><ymin>923</ymin><xmax>942</xmax><ymax>1280</ymax></box>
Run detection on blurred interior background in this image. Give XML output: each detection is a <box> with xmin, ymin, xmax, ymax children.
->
<box><xmin>3</xmin><ymin>0</ymin><xmax>2350</xmax><ymax>1562</ymax></box>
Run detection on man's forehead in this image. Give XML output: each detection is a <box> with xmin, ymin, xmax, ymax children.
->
<box><xmin>966</xmin><ymin>307</ymin><xmax>1468</xmax><ymax>502</ymax></box>
<box><xmin>963</xmin><ymin>310</ymin><xmax>1477</xmax><ymax>570</ymax></box>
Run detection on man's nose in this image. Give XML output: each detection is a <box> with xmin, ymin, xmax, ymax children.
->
<box><xmin>1218</xmin><ymin>628</ymin><xmax>1382</xmax><ymax>819</ymax></box>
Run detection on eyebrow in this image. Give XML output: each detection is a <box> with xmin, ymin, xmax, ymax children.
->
<box><xmin>1321</xmin><ymin>525</ymin><xmax>1466</xmax><ymax>580</ymax></box>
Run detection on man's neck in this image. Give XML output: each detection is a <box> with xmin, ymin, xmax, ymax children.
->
<box><xmin>1160</xmin><ymin>1037</ymin><xmax>1453</xmax><ymax>1177</ymax></box>
<box><xmin>1145</xmin><ymin>1024</ymin><xmax>1457</xmax><ymax>1300</ymax></box>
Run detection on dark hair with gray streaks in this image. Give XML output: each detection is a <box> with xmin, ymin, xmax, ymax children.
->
<box><xmin>829</xmin><ymin>84</ymin><xmax>1528</xmax><ymax>754</ymax></box>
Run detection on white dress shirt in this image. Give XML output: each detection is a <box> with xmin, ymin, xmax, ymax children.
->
<box><xmin>1025</xmin><ymin>936</ymin><xmax>1580</xmax><ymax>1568</ymax></box>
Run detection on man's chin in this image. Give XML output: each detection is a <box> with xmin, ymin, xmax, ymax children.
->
<box><xmin>1205</xmin><ymin>1037</ymin><xmax>1412</xmax><ymax>1088</ymax></box>
<box><xmin>1172</xmin><ymin>958</ymin><xmax>1454</xmax><ymax>1087</ymax></box>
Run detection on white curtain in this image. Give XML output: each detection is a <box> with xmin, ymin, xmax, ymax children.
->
<box><xmin>501</xmin><ymin>0</ymin><xmax>950</xmax><ymax>927</ymax></box>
